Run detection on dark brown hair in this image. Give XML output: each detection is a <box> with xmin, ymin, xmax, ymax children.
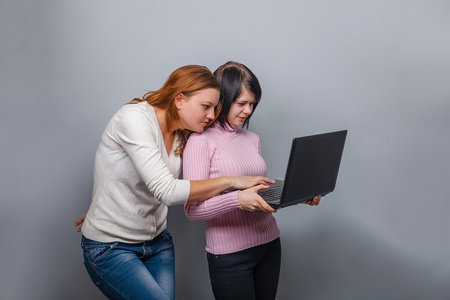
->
<box><xmin>213</xmin><ymin>61</ymin><xmax>262</xmax><ymax>129</ymax></box>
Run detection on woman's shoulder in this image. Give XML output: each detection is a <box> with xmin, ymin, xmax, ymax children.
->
<box><xmin>186</xmin><ymin>126</ymin><xmax>220</xmax><ymax>148</ymax></box>
<box><xmin>117</xmin><ymin>101</ymin><xmax>152</xmax><ymax>115</ymax></box>
<box><xmin>109</xmin><ymin>102</ymin><xmax>158</xmax><ymax>134</ymax></box>
<box><xmin>238</xmin><ymin>128</ymin><xmax>260</xmax><ymax>140</ymax></box>
<box><xmin>188</xmin><ymin>131</ymin><xmax>204</xmax><ymax>141</ymax></box>
<box><xmin>188</xmin><ymin>130</ymin><xmax>212</xmax><ymax>144</ymax></box>
<box><xmin>113</xmin><ymin>102</ymin><xmax>155</xmax><ymax>122</ymax></box>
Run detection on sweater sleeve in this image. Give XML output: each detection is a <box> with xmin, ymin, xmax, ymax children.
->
<box><xmin>183</xmin><ymin>134</ymin><xmax>241</xmax><ymax>221</ymax></box>
<box><xmin>111</xmin><ymin>105</ymin><xmax>190</xmax><ymax>206</ymax></box>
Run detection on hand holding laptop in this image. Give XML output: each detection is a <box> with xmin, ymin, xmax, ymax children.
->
<box><xmin>238</xmin><ymin>184</ymin><xmax>277</xmax><ymax>213</ymax></box>
<box><xmin>303</xmin><ymin>195</ymin><xmax>322</xmax><ymax>206</ymax></box>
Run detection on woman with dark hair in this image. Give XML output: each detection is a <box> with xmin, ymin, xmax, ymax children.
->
<box><xmin>76</xmin><ymin>64</ymin><xmax>275</xmax><ymax>300</ymax></box>
<box><xmin>183</xmin><ymin>61</ymin><xmax>321</xmax><ymax>300</ymax></box>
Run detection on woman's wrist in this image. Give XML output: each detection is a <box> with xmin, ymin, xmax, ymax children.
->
<box><xmin>226</xmin><ymin>176</ymin><xmax>235</xmax><ymax>189</ymax></box>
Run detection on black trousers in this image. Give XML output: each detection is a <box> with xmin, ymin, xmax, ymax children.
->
<box><xmin>207</xmin><ymin>238</ymin><xmax>282</xmax><ymax>300</ymax></box>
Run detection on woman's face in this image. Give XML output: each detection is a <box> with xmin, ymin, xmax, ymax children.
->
<box><xmin>228</xmin><ymin>87</ymin><xmax>256</xmax><ymax>127</ymax></box>
<box><xmin>175</xmin><ymin>88</ymin><xmax>220</xmax><ymax>133</ymax></box>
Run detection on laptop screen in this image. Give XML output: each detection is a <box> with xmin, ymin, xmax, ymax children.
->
<box><xmin>280</xmin><ymin>130</ymin><xmax>347</xmax><ymax>207</ymax></box>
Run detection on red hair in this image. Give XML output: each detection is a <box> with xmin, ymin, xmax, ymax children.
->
<box><xmin>129</xmin><ymin>65</ymin><xmax>222</xmax><ymax>155</ymax></box>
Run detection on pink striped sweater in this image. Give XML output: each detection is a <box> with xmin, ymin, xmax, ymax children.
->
<box><xmin>183</xmin><ymin>124</ymin><xmax>280</xmax><ymax>255</ymax></box>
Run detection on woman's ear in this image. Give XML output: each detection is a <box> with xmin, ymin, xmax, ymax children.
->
<box><xmin>174</xmin><ymin>93</ymin><xmax>184</xmax><ymax>110</ymax></box>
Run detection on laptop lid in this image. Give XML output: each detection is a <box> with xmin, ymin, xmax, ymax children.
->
<box><xmin>275</xmin><ymin>130</ymin><xmax>347</xmax><ymax>208</ymax></box>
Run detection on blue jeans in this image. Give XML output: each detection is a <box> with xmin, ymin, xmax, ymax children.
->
<box><xmin>81</xmin><ymin>228</ymin><xmax>175</xmax><ymax>300</ymax></box>
<box><xmin>207</xmin><ymin>238</ymin><xmax>282</xmax><ymax>300</ymax></box>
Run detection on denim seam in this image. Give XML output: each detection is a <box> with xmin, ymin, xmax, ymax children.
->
<box><xmin>84</xmin><ymin>243</ymin><xmax>129</xmax><ymax>299</ymax></box>
<box><xmin>91</xmin><ymin>243</ymin><xmax>117</xmax><ymax>264</ymax></box>
<box><xmin>90</xmin><ymin>261</ymin><xmax>129</xmax><ymax>299</ymax></box>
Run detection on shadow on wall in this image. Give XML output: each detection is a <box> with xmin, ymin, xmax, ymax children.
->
<box><xmin>63</xmin><ymin>205</ymin><xmax>449</xmax><ymax>300</ymax></box>
<box><xmin>277</xmin><ymin>216</ymin><xmax>450</xmax><ymax>300</ymax></box>
<box><xmin>168</xmin><ymin>205</ymin><xmax>214</xmax><ymax>300</ymax></box>
<box><xmin>170</xmin><ymin>205</ymin><xmax>450</xmax><ymax>300</ymax></box>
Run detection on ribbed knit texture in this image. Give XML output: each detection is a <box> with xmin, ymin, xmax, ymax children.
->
<box><xmin>183</xmin><ymin>124</ymin><xmax>280</xmax><ymax>254</ymax></box>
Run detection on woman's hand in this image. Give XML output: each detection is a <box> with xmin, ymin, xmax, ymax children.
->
<box><xmin>188</xmin><ymin>176</ymin><xmax>275</xmax><ymax>203</ymax></box>
<box><xmin>237</xmin><ymin>184</ymin><xmax>277</xmax><ymax>213</ymax></box>
<box><xmin>303</xmin><ymin>195</ymin><xmax>322</xmax><ymax>206</ymax></box>
<box><xmin>230</xmin><ymin>176</ymin><xmax>275</xmax><ymax>190</ymax></box>
<box><xmin>74</xmin><ymin>213</ymin><xmax>86</xmax><ymax>232</ymax></box>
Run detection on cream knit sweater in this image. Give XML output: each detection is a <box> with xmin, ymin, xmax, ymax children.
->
<box><xmin>82</xmin><ymin>102</ymin><xmax>190</xmax><ymax>243</ymax></box>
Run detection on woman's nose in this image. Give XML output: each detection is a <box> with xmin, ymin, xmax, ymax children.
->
<box><xmin>207</xmin><ymin>108</ymin><xmax>215</xmax><ymax>119</ymax></box>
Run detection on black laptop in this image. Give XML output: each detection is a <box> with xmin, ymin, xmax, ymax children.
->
<box><xmin>258</xmin><ymin>130</ymin><xmax>347</xmax><ymax>209</ymax></box>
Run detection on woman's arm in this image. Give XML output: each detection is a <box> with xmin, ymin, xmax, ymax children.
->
<box><xmin>116</xmin><ymin>106</ymin><xmax>273</xmax><ymax>205</ymax></box>
<box><xmin>188</xmin><ymin>176</ymin><xmax>273</xmax><ymax>202</ymax></box>
<box><xmin>114</xmin><ymin>106</ymin><xmax>190</xmax><ymax>205</ymax></box>
<box><xmin>186</xmin><ymin>183</ymin><xmax>273</xmax><ymax>221</ymax></box>
<box><xmin>183</xmin><ymin>133</ymin><xmax>275</xmax><ymax>221</ymax></box>
<box><xmin>185</xmin><ymin>190</ymin><xmax>241</xmax><ymax>221</ymax></box>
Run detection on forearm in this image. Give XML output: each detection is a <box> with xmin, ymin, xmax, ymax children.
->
<box><xmin>185</xmin><ymin>191</ymin><xmax>241</xmax><ymax>221</ymax></box>
<box><xmin>187</xmin><ymin>177</ymin><xmax>232</xmax><ymax>202</ymax></box>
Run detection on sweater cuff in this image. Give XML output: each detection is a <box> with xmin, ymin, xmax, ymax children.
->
<box><xmin>231</xmin><ymin>191</ymin><xmax>243</xmax><ymax>210</ymax></box>
<box><xmin>175</xmin><ymin>179</ymin><xmax>191</xmax><ymax>205</ymax></box>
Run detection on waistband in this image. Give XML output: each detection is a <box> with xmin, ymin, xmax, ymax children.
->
<box><xmin>81</xmin><ymin>228</ymin><xmax>169</xmax><ymax>246</ymax></box>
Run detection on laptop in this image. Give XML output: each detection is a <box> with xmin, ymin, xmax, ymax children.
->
<box><xmin>258</xmin><ymin>130</ymin><xmax>347</xmax><ymax>209</ymax></box>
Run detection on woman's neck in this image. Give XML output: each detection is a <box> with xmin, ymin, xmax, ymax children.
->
<box><xmin>153</xmin><ymin>106</ymin><xmax>177</xmax><ymax>156</ymax></box>
<box><xmin>153</xmin><ymin>106</ymin><xmax>179</xmax><ymax>135</ymax></box>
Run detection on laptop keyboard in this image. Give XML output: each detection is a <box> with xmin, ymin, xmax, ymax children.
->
<box><xmin>258</xmin><ymin>187</ymin><xmax>283</xmax><ymax>203</ymax></box>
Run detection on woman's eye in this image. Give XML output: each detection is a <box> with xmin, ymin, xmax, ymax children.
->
<box><xmin>203</xmin><ymin>105</ymin><xmax>210</xmax><ymax>109</ymax></box>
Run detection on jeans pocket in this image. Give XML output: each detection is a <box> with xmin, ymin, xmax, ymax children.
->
<box><xmin>83</xmin><ymin>242</ymin><xmax>116</xmax><ymax>265</ymax></box>
<box><xmin>161</xmin><ymin>229</ymin><xmax>173</xmax><ymax>243</ymax></box>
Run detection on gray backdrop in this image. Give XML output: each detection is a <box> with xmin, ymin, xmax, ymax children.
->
<box><xmin>1</xmin><ymin>1</ymin><xmax>449</xmax><ymax>299</ymax></box>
